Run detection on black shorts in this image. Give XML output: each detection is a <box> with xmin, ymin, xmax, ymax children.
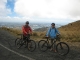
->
<box><xmin>23</xmin><ymin>35</ymin><xmax>30</xmax><ymax>42</ymax></box>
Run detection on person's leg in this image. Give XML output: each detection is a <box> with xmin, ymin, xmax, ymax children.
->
<box><xmin>23</xmin><ymin>35</ymin><xmax>28</xmax><ymax>48</ymax></box>
<box><xmin>23</xmin><ymin>35</ymin><xmax>26</xmax><ymax>43</ymax></box>
<box><xmin>53</xmin><ymin>39</ymin><xmax>57</xmax><ymax>52</ymax></box>
<box><xmin>51</xmin><ymin>39</ymin><xmax>53</xmax><ymax>45</ymax></box>
<box><xmin>50</xmin><ymin>39</ymin><xmax>57</xmax><ymax>52</ymax></box>
<box><xmin>50</xmin><ymin>39</ymin><xmax>53</xmax><ymax>51</ymax></box>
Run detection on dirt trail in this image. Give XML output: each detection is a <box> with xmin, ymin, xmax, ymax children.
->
<box><xmin>0</xmin><ymin>29</ymin><xmax>80</xmax><ymax>60</ymax></box>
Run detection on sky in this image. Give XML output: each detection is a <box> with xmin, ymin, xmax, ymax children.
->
<box><xmin>0</xmin><ymin>0</ymin><xmax>80</xmax><ymax>24</ymax></box>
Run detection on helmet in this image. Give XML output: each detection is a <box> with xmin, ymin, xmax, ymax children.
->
<box><xmin>26</xmin><ymin>21</ymin><xmax>29</xmax><ymax>24</ymax></box>
<box><xmin>51</xmin><ymin>23</ymin><xmax>55</xmax><ymax>26</ymax></box>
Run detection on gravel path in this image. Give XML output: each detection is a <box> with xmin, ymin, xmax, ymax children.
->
<box><xmin>0</xmin><ymin>29</ymin><xmax>80</xmax><ymax>60</ymax></box>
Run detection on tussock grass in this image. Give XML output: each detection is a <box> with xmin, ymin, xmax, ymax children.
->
<box><xmin>0</xmin><ymin>20</ymin><xmax>80</xmax><ymax>42</ymax></box>
<box><xmin>0</xmin><ymin>27</ymin><xmax>46</xmax><ymax>41</ymax></box>
<box><xmin>58</xmin><ymin>20</ymin><xmax>80</xmax><ymax>42</ymax></box>
<box><xmin>59</xmin><ymin>30</ymin><xmax>80</xmax><ymax>42</ymax></box>
<box><xmin>0</xmin><ymin>27</ymin><xmax>22</xmax><ymax>36</ymax></box>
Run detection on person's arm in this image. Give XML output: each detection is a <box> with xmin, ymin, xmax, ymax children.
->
<box><xmin>46</xmin><ymin>28</ymin><xmax>51</xmax><ymax>37</ymax></box>
<box><xmin>56</xmin><ymin>28</ymin><xmax>60</xmax><ymax>35</ymax></box>
<box><xmin>22</xmin><ymin>26</ymin><xmax>27</xmax><ymax>34</ymax></box>
<box><xmin>29</xmin><ymin>26</ymin><xmax>32</xmax><ymax>34</ymax></box>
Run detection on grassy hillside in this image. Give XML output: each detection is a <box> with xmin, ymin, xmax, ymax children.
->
<box><xmin>0</xmin><ymin>27</ymin><xmax>46</xmax><ymax>41</ymax></box>
<box><xmin>59</xmin><ymin>20</ymin><xmax>80</xmax><ymax>42</ymax></box>
<box><xmin>0</xmin><ymin>20</ymin><xmax>80</xmax><ymax>42</ymax></box>
<box><xmin>59</xmin><ymin>20</ymin><xmax>80</xmax><ymax>31</ymax></box>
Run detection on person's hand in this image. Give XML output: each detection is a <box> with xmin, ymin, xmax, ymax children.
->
<box><xmin>45</xmin><ymin>36</ymin><xmax>49</xmax><ymax>38</ymax></box>
<box><xmin>46</xmin><ymin>36</ymin><xmax>49</xmax><ymax>37</ymax></box>
<box><xmin>56</xmin><ymin>34</ymin><xmax>61</xmax><ymax>37</ymax></box>
<box><xmin>45</xmin><ymin>35</ymin><xmax>49</xmax><ymax>37</ymax></box>
<box><xmin>57</xmin><ymin>34</ymin><xmax>60</xmax><ymax>36</ymax></box>
<box><xmin>30</xmin><ymin>33</ymin><xmax>32</xmax><ymax>36</ymax></box>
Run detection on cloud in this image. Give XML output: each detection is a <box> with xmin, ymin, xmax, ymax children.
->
<box><xmin>0</xmin><ymin>0</ymin><xmax>11</xmax><ymax>17</ymax></box>
<box><xmin>0</xmin><ymin>16</ymin><xmax>74</xmax><ymax>25</ymax></box>
<box><xmin>0</xmin><ymin>0</ymin><xmax>79</xmax><ymax>24</ymax></box>
<box><xmin>0</xmin><ymin>16</ymin><xmax>32</xmax><ymax>22</ymax></box>
<box><xmin>14</xmin><ymin>0</ymin><xmax>80</xmax><ymax>20</ymax></box>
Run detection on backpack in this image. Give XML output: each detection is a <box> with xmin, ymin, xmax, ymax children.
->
<box><xmin>50</xmin><ymin>28</ymin><xmax>57</xmax><ymax>33</ymax></box>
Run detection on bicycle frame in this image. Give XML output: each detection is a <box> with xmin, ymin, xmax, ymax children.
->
<box><xmin>46</xmin><ymin>37</ymin><xmax>60</xmax><ymax>48</ymax></box>
<box><xmin>38</xmin><ymin>36</ymin><xmax>69</xmax><ymax>55</ymax></box>
<box><xmin>15</xmin><ymin>34</ymin><xmax>36</xmax><ymax>52</ymax></box>
<box><xmin>18</xmin><ymin>34</ymin><xmax>30</xmax><ymax>40</ymax></box>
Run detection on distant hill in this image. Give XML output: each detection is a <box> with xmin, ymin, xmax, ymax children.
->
<box><xmin>34</xmin><ymin>24</ymin><xmax>62</xmax><ymax>32</ymax></box>
<box><xmin>59</xmin><ymin>20</ymin><xmax>80</xmax><ymax>31</ymax></box>
<box><xmin>34</xmin><ymin>27</ymin><xmax>48</xmax><ymax>32</ymax></box>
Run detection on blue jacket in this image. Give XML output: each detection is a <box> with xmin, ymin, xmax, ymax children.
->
<box><xmin>46</xmin><ymin>27</ymin><xmax>60</xmax><ymax>39</ymax></box>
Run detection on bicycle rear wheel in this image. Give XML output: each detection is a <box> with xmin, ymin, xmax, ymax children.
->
<box><xmin>27</xmin><ymin>40</ymin><xmax>36</xmax><ymax>52</ymax></box>
<box><xmin>38</xmin><ymin>40</ymin><xmax>48</xmax><ymax>52</ymax></box>
<box><xmin>56</xmin><ymin>42</ymin><xmax>69</xmax><ymax>56</ymax></box>
<box><xmin>15</xmin><ymin>38</ymin><xmax>23</xmax><ymax>48</ymax></box>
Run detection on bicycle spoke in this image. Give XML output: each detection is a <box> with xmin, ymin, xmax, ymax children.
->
<box><xmin>15</xmin><ymin>38</ymin><xmax>23</xmax><ymax>49</ymax></box>
<box><xmin>27</xmin><ymin>40</ymin><xmax>36</xmax><ymax>52</ymax></box>
<box><xmin>56</xmin><ymin>42</ymin><xmax>69</xmax><ymax>56</ymax></box>
<box><xmin>38</xmin><ymin>40</ymin><xmax>48</xmax><ymax>52</ymax></box>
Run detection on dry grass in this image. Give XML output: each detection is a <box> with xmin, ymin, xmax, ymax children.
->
<box><xmin>0</xmin><ymin>20</ymin><xmax>80</xmax><ymax>42</ymax></box>
<box><xmin>0</xmin><ymin>27</ymin><xmax>22</xmax><ymax>36</ymax></box>
<box><xmin>0</xmin><ymin>27</ymin><xmax>46</xmax><ymax>41</ymax></box>
<box><xmin>59</xmin><ymin>30</ymin><xmax>80</xmax><ymax>42</ymax></box>
<box><xmin>58</xmin><ymin>20</ymin><xmax>80</xmax><ymax>42</ymax></box>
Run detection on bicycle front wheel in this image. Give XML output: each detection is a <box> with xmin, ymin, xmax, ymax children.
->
<box><xmin>38</xmin><ymin>40</ymin><xmax>48</xmax><ymax>52</ymax></box>
<box><xmin>27</xmin><ymin>40</ymin><xmax>36</xmax><ymax>52</ymax></box>
<box><xmin>15</xmin><ymin>38</ymin><xmax>22</xmax><ymax>49</ymax></box>
<box><xmin>56</xmin><ymin>42</ymin><xmax>69</xmax><ymax>56</ymax></box>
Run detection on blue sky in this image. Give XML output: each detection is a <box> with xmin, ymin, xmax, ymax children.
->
<box><xmin>6</xmin><ymin>0</ymin><xmax>15</xmax><ymax>12</ymax></box>
<box><xmin>0</xmin><ymin>0</ymin><xmax>80</xmax><ymax>24</ymax></box>
<box><xmin>6</xmin><ymin>0</ymin><xmax>19</xmax><ymax>17</ymax></box>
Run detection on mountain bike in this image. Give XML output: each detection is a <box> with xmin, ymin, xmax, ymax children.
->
<box><xmin>15</xmin><ymin>34</ymin><xmax>36</xmax><ymax>52</ymax></box>
<box><xmin>38</xmin><ymin>35</ymin><xmax>69</xmax><ymax>56</ymax></box>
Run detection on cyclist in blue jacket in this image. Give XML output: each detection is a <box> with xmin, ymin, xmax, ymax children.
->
<box><xmin>46</xmin><ymin>23</ymin><xmax>60</xmax><ymax>52</ymax></box>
